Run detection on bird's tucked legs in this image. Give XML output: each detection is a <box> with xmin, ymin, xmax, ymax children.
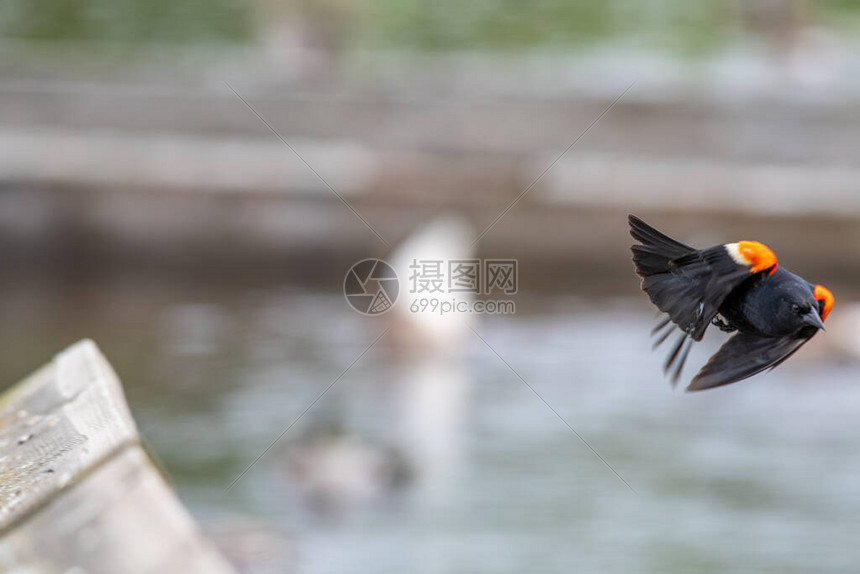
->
<box><xmin>711</xmin><ymin>316</ymin><xmax>737</xmax><ymax>333</ymax></box>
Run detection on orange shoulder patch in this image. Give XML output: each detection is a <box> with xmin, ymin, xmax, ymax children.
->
<box><xmin>814</xmin><ymin>285</ymin><xmax>834</xmax><ymax>321</ymax></box>
<box><xmin>727</xmin><ymin>241</ymin><xmax>778</xmax><ymax>274</ymax></box>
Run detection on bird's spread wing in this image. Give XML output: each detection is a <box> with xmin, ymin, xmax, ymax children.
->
<box><xmin>687</xmin><ymin>246</ymin><xmax>761</xmax><ymax>340</ymax></box>
<box><xmin>641</xmin><ymin>250</ymin><xmax>710</xmax><ymax>337</ymax></box>
<box><xmin>687</xmin><ymin>332</ymin><xmax>813</xmax><ymax>391</ymax></box>
<box><xmin>630</xmin><ymin>217</ymin><xmax>778</xmax><ymax>344</ymax></box>
<box><xmin>644</xmin><ymin>244</ymin><xmax>775</xmax><ymax>342</ymax></box>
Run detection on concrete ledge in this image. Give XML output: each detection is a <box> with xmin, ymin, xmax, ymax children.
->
<box><xmin>0</xmin><ymin>340</ymin><xmax>234</xmax><ymax>574</ymax></box>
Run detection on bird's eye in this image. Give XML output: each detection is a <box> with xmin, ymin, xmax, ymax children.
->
<box><xmin>791</xmin><ymin>303</ymin><xmax>801</xmax><ymax>313</ymax></box>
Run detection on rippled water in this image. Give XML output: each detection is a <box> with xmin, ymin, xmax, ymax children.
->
<box><xmin>3</xmin><ymin>285</ymin><xmax>859</xmax><ymax>574</ymax></box>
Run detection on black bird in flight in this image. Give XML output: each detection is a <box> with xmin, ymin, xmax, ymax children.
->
<box><xmin>629</xmin><ymin>215</ymin><xmax>834</xmax><ymax>391</ymax></box>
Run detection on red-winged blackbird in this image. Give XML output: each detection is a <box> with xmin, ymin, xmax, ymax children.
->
<box><xmin>629</xmin><ymin>215</ymin><xmax>834</xmax><ymax>391</ymax></box>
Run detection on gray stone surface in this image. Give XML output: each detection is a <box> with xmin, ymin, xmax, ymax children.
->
<box><xmin>0</xmin><ymin>340</ymin><xmax>235</xmax><ymax>574</ymax></box>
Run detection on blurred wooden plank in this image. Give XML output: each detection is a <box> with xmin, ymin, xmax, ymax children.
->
<box><xmin>0</xmin><ymin>339</ymin><xmax>234</xmax><ymax>574</ymax></box>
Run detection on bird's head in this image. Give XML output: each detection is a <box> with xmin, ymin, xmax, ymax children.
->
<box><xmin>765</xmin><ymin>281</ymin><xmax>829</xmax><ymax>334</ymax></box>
<box><xmin>786</xmin><ymin>286</ymin><xmax>830</xmax><ymax>332</ymax></box>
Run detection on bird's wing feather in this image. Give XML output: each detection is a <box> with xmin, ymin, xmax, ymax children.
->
<box><xmin>628</xmin><ymin>215</ymin><xmax>694</xmax><ymax>258</ymax></box>
<box><xmin>687</xmin><ymin>332</ymin><xmax>812</xmax><ymax>391</ymax></box>
<box><xmin>691</xmin><ymin>246</ymin><xmax>759</xmax><ymax>339</ymax></box>
<box><xmin>630</xmin><ymin>218</ymin><xmax>770</xmax><ymax>342</ymax></box>
<box><xmin>663</xmin><ymin>246</ymin><xmax>766</xmax><ymax>341</ymax></box>
<box><xmin>641</xmin><ymin>248</ymin><xmax>747</xmax><ymax>341</ymax></box>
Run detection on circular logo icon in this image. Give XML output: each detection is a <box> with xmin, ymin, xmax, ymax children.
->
<box><xmin>344</xmin><ymin>259</ymin><xmax>399</xmax><ymax>315</ymax></box>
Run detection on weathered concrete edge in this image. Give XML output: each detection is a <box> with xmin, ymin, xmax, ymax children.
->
<box><xmin>0</xmin><ymin>340</ymin><xmax>140</xmax><ymax>536</ymax></box>
<box><xmin>0</xmin><ymin>339</ymin><xmax>235</xmax><ymax>572</ymax></box>
<box><xmin>0</xmin><ymin>443</ymin><xmax>140</xmax><ymax>539</ymax></box>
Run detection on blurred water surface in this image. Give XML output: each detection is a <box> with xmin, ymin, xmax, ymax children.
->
<box><xmin>2</xmin><ymin>278</ymin><xmax>858</xmax><ymax>574</ymax></box>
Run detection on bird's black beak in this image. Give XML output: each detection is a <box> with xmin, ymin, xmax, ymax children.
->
<box><xmin>803</xmin><ymin>309</ymin><xmax>827</xmax><ymax>331</ymax></box>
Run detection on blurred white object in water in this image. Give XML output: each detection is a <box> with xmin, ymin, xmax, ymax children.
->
<box><xmin>384</xmin><ymin>216</ymin><xmax>476</xmax><ymax>499</ymax></box>
<box><xmin>394</xmin><ymin>357</ymin><xmax>468</xmax><ymax>498</ymax></box>
<box><xmin>389</xmin><ymin>215</ymin><xmax>477</xmax><ymax>353</ymax></box>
